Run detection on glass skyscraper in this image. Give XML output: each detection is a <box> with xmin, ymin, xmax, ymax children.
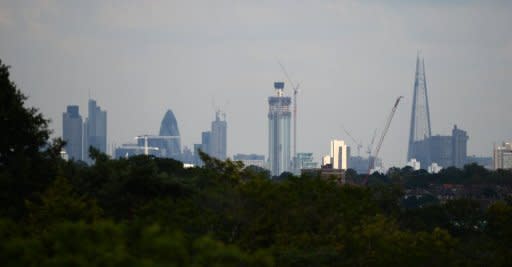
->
<box><xmin>268</xmin><ymin>82</ymin><xmax>291</xmax><ymax>176</ymax></box>
<box><xmin>84</xmin><ymin>99</ymin><xmax>107</xmax><ymax>162</ymax></box>
<box><xmin>159</xmin><ymin>109</ymin><xmax>182</xmax><ymax>160</ymax></box>
<box><xmin>62</xmin><ymin>105</ymin><xmax>83</xmax><ymax>161</ymax></box>
<box><xmin>210</xmin><ymin>111</ymin><xmax>227</xmax><ymax>160</ymax></box>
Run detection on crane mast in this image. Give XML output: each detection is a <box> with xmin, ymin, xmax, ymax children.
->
<box><xmin>342</xmin><ymin>126</ymin><xmax>363</xmax><ymax>157</ymax></box>
<box><xmin>367</xmin><ymin>96</ymin><xmax>404</xmax><ymax>177</ymax></box>
<box><xmin>277</xmin><ymin>60</ymin><xmax>300</xmax><ymax>173</ymax></box>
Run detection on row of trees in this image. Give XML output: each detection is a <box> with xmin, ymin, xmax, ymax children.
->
<box><xmin>2</xmin><ymin>59</ymin><xmax>512</xmax><ymax>266</ymax></box>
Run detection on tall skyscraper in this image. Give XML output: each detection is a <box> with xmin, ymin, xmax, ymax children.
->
<box><xmin>268</xmin><ymin>82</ymin><xmax>291</xmax><ymax>176</ymax></box>
<box><xmin>407</xmin><ymin>53</ymin><xmax>433</xmax><ymax>166</ymax></box>
<box><xmin>62</xmin><ymin>105</ymin><xmax>83</xmax><ymax>161</ymax></box>
<box><xmin>452</xmin><ymin>125</ymin><xmax>468</xmax><ymax>168</ymax></box>
<box><xmin>84</xmin><ymin>99</ymin><xmax>107</xmax><ymax>161</ymax></box>
<box><xmin>159</xmin><ymin>109</ymin><xmax>181</xmax><ymax>160</ymax></box>
<box><xmin>210</xmin><ymin>111</ymin><xmax>227</xmax><ymax>160</ymax></box>
<box><xmin>201</xmin><ymin>131</ymin><xmax>211</xmax><ymax>155</ymax></box>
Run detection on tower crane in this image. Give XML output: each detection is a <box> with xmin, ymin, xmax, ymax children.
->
<box><xmin>342</xmin><ymin>126</ymin><xmax>363</xmax><ymax>157</ymax></box>
<box><xmin>366</xmin><ymin>96</ymin><xmax>404</xmax><ymax>183</ymax></box>
<box><xmin>277</xmin><ymin>60</ymin><xmax>300</xmax><ymax>172</ymax></box>
<box><xmin>367</xmin><ymin>128</ymin><xmax>377</xmax><ymax>159</ymax></box>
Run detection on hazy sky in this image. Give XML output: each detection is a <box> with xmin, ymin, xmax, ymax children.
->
<box><xmin>1</xmin><ymin>0</ymin><xmax>511</xmax><ymax>168</ymax></box>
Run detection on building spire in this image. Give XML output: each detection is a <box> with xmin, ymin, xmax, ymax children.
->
<box><xmin>407</xmin><ymin>52</ymin><xmax>432</xmax><ymax>165</ymax></box>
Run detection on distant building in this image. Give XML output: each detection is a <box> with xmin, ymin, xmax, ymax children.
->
<box><xmin>466</xmin><ymin>155</ymin><xmax>492</xmax><ymax>169</ymax></box>
<box><xmin>494</xmin><ymin>142</ymin><xmax>512</xmax><ymax>170</ymax></box>
<box><xmin>348</xmin><ymin>156</ymin><xmax>370</xmax><ymax>174</ymax></box>
<box><xmin>452</xmin><ymin>125</ymin><xmax>468</xmax><ymax>168</ymax></box>
<box><xmin>210</xmin><ymin>111</ymin><xmax>227</xmax><ymax>160</ymax></box>
<box><xmin>407</xmin><ymin>158</ymin><xmax>421</xmax><ymax>171</ymax></box>
<box><xmin>181</xmin><ymin>146</ymin><xmax>194</xmax><ymax>164</ymax></box>
<box><xmin>407</xmin><ymin>54</ymin><xmax>433</xmax><ymax>168</ymax></box>
<box><xmin>428</xmin><ymin>162</ymin><xmax>443</xmax><ymax>174</ymax></box>
<box><xmin>408</xmin><ymin>125</ymin><xmax>468</xmax><ymax>170</ymax></box>
<box><xmin>323</xmin><ymin>140</ymin><xmax>349</xmax><ymax>170</ymax></box>
<box><xmin>114</xmin><ymin>144</ymin><xmax>159</xmax><ymax>159</ymax></box>
<box><xmin>62</xmin><ymin>105</ymin><xmax>83</xmax><ymax>161</ymax></box>
<box><xmin>268</xmin><ymin>82</ymin><xmax>292</xmax><ymax>176</ymax></box>
<box><xmin>233</xmin><ymin>154</ymin><xmax>266</xmax><ymax>168</ymax></box>
<box><xmin>296</xmin><ymin>152</ymin><xmax>318</xmax><ymax>170</ymax></box>
<box><xmin>84</xmin><ymin>99</ymin><xmax>107</xmax><ymax>162</ymax></box>
<box><xmin>201</xmin><ymin>131</ymin><xmax>211</xmax><ymax>155</ymax></box>
<box><xmin>429</xmin><ymin>135</ymin><xmax>452</xmax><ymax>168</ymax></box>
<box><xmin>159</xmin><ymin>110</ymin><xmax>181</xmax><ymax>160</ymax></box>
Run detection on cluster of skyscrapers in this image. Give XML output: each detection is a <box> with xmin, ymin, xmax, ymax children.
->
<box><xmin>61</xmin><ymin>54</ymin><xmax>508</xmax><ymax>174</ymax></box>
<box><xmin>62</xmin><ymin>99</ymin><xmax>107</xmax><ymax>163</ymax></box>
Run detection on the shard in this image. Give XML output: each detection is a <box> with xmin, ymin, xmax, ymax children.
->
<box><xmin>407</xmin><ymin>53</ymin><xmax>432</xmax><ymax>165</ymax></box>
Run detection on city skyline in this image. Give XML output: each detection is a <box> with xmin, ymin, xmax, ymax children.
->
<box><xmin>1</xmin><ymin>1</ymin><xmax>511</xmax><ymax>167</ymax></box>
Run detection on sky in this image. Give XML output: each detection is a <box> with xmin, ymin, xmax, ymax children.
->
<box><xmin>1</xmin><ymin>0</ymin><xmax>511</xmax><ymax>168</ymax></box>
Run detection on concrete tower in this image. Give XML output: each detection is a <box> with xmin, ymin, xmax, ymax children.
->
<box><xmin>268</xmin><ymin>82</ymin><xmax>291</xmax><ymax>176</ymax></box>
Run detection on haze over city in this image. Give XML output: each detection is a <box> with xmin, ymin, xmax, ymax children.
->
<box><xmin>1</xmin><ymin>0</ymin><xmax>511</xmax><ymax>167</ymax></box>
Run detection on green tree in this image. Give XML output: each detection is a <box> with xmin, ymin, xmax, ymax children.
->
<box><xmin>0</xmin><ymin>59</ymin><xmax>63</xmax><ymax>219</ymax></box>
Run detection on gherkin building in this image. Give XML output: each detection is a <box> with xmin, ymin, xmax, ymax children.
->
<box><xmin>159</xmin><ymin>110</ymin><xmax>181</xmax><ymax>160</ymax></box>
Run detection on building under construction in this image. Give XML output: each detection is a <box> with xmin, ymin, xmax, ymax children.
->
<box><xmin>268</xmin><ymin>82</ymin><xmax>292</xmax><ymax>176</ymax></box>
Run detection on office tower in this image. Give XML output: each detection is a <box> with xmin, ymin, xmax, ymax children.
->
<box><xmin>210</xmin><ymin>111</ymin><xmax>227</xmax><ymax>159</ymax></box>
<box><xmin>322</xmin><ymin>140</ymin><xmax>349</xmax><ymax>170</ymax></box>
<box><xmin>159</xmin><ymin>110</ymin><xmax>181</xmax><ymax>160</ymax></box>
<box><xmin>84</xmin><ymin>99</ymin><xmax>107</xmax><ymax>161</ymax></box>
<box><xmin>201</xmin><ymin>132</ymin><xmax>211</xmax><ymax>155</ymax></box>
<box><xmin>494</xmin><ymin>142</ymin><xmax>512</xmax><ymax>170</ymax></box>
<box><xmin>429</xmin><ymin>135</ymin><xmax>452</xmax><ymax>168</ymax></box>
<box><xmin>268</xmin><ymin>82</ymin><xmax>292</xmax><ymax>176</ymax></box>
<box><xmin>407</xmin><ymin>54</ymin><xmax>432</xmax><ymax>166</ymax></box>
<box><xmin>62</xmin><ymin>105</ymin><xmax>83</xmax><ymax>161</ymax></box>
<box><xmin>452</xmin><ymin>125</ymin><xmax>468</xmax><ymax>168</ymax></box>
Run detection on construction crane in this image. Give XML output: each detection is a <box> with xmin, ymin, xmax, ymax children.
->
<box><xmin>277</xmin><ymin>60</ymin><xmax>300</xmax><ymax>172</ymax></box>
<box><xmin>366</xmin><ymin>96</ymin><xmax>404</xmax><ymax>181</ymax></box>
<box><xmin>367</xmin><ymin>128</ymin><xmax>377</xmax><ymax>158</ymax></box>
<box><xmin>342</xmin><ymin>125</ymin><xmax>363</xmax><ymax>157</ymax></box>
<box><xmin>135</xmin><ymin>135</ymin><xmax>180</xmax><ymax>156</ymax></box>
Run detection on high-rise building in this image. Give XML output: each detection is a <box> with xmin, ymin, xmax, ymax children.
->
<box><xmin>84</xmin><ymin>99</ymin><xmax>107</xmax><ymax>161</ymax></box>
<box><xmin>268</xmin><ymin>82</ymin><xmax>292</xmax><ymax>176</ymax></box>
<box><xmin>201</xmin><ymin>132</ymin><xmax>211</xmax><ymax>155</ymax></box>
<box><xmin>494</xmin><ymin>142</ymin><xmax>512</xmax><ymax>170</ymax></box>
<box><xmin>407</xmin><ymin>54</ymin><xmax>433</xmax><ymax>166</ymax></box>
<box><xmin>322</xmin><ymin>140</ymin><xmax>349</xmax><ymax>170</ymax></box>
<box><xmin>210</xmin><ymin>111</ymin><xmax>227</xmax><ymax>160</ymax></box>
<box><xmin>429</xmin><ymin>135</ymin><xmax>452</xmax><ymax>168</ymax></box>
<box><xmin>159</xmin><ymin>110</ymin><xmax>181</xmax><ymax>160</ymax></box>
<box><xmin>62</xmin><ymin>105</ymin><xmax>83</xmax><ymax>161</ymax></box>
<box><xmin>452</xmin><ymin>125</ymin><xmax>468</xmax><ymax>168</ymax></box>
